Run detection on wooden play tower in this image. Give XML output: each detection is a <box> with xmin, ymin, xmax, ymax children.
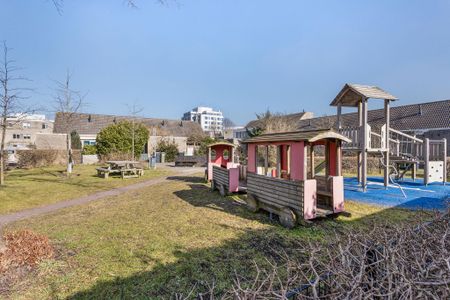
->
<box><xmin>332</xmin><ymin>84</ymin><xmax>447</xmax><ymax>191</ymax></box>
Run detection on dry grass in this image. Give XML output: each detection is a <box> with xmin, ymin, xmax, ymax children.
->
<box><xmin>0</xmin><ymin>165</ymin><xmax>169</xmax><ymax>214</ymax></box>
<box><xmin>2</xmin><ymin>174</ymin><xmax>429</xmax><ymax>299</ymax></box>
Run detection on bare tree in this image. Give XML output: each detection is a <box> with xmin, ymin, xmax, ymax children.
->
<box><xmin>53</xmin><ymin>70</ymin><xmax>86</xmax><ymax>174</ymax></box>
<box><xmin>127</xmin><ymin>102</ymin><xmax>144</xmax><ymax>160</ymax></box>
<box><xmin>0</xmin><ymin>42</ymin><xmax>32</xmax><ymax>186</ymax></box>
<box><xmin>51</xmin><ymin>0</ymin><xmax>168</xmax><ymax>13</ymax></box>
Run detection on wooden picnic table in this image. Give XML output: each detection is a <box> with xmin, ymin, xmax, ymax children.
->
<box><xmin>97</xmin><ymin>160</ymin><xmax>144</xmax><ymax>179</ymax></box>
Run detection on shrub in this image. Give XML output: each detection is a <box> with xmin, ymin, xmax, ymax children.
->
<box><xmin>96</xmin><ymin>121</ymin><xmax>149</xmax><ymax>159</ymax></box>
<box><xmin>156</xmin><ymin>139</ymin><xmax>179</xmax><ymax>162</ymax></box>
<box><xmin>0</xmin><ymin>230</ymin><xmax>54</xmax><ymax>272</ymax></box>
<box><xmin>195</xmin><ymin>137</ymin><xmax>215</xmax><ymax>156</ymax></box>
<box><xmin>82</xmin><ymin>144</ymin><xmax>97</xmax><ymax>155</ymax></box>
<box><xmin>16</xmin><ymin>150</ymin><xmax>67</xmax><ymax>168</ymax></box>
<box><xmin>70</xmin><ymin>131</ymin><xmax>82</xmax><ymax>150</ymax></box>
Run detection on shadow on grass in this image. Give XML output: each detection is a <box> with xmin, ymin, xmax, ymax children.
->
<box><xmin>66</xmin><ymin>226</ymin><xmax>305</xmax><ymax>299</ymax></box>
<box><xmin>58</xmin><ymin>176</ymin><xmax>433</xmax><ymax>298</ymax></box>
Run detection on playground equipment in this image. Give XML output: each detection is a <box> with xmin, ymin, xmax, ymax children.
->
<box><xmin>206</xmin><ymin>141</ymin><xmax>241</xmax><ymax>196</ymax></box>
<box><xmin>332</xmin><ymin>84</ymin><xmax>447</xmax><ymax>190</ymax></box>
<box><xmin>243</xmin><ymin>129</ymin><xmax>351</xmax><ymax>228</ymax></box>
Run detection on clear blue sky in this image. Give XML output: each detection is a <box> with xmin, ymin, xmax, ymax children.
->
<box><xmin>1</xmin><ymin>0</ymin><xmax>450</xmax><ymax>125</ymax></box>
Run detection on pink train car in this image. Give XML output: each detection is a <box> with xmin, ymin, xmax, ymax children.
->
<box><xmin>243</xmin><ymin>129</ymin><xmax>351</xmax><ymax>228</ymax></box>
<box><xmin>206</xmin><ymin>142</ymin><xmax>241</xmax><ymax>196</ymax></box>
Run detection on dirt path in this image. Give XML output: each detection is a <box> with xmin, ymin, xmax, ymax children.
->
<box><xmin>0</xmin><ymin>167</ymin><xmax>203</xmax><ymax>242</ymax></box>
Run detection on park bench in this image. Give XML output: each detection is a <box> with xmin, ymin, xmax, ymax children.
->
<box><xmin>97</xmin><ymin>161</ymin><xmax>145</xmax><ymax>179</ymax></box>
<box><xmin>96</xmin><ymin>167</ymin><xmax>121</xmax><ymax>179</ymax></box>
<box><xmin>120</xmin><ymin>168</ymin><xmax>144</xmax><ymax>179</ymax></box>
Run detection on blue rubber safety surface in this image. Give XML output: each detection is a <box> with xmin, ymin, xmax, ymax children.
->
<box><xmin>344</xmin><ymin>177</ymin><xmax>450</xmax><ymax>211</ymax></box>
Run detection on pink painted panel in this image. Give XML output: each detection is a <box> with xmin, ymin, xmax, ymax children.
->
<box><xmin>207</xmin><ymin>162</ymin><xmax>220</xmax><ymax>181</ymax></box>
<box><xmin>331</xmin><ymin>176</ymin><xmax>345</xmax><ymax>212</ymax></box>
<box><xmin>228</xmin><ymin>167</ymin><xmax>240</xmax><ymax>192</ymax></box>
<box><xmin>303</xmin><ymin>179</ymin><xmax>317</xmax><ymax>220</ymax></box>
<box><xmin>247</xmin><ymin>144</ymin><xmax>256</xmax><ymax>173</ymax></box>
<box><xmin>290</xmin><ymin>142</ymin><xmax>305</xmax><ymax>181</ymax></box>
<box><xmin>281</xmin><ymin>145</ymin><xmax>288</xmax><ymax>172</ymax></box>
<box><xmin>226</xmin><ymin>162</ymin><xmax>239</xmax><ymax>169</ymax></box>
<box><xmin>210</xmin><ymin>145</ymin><xmax>233</xmax><ymax>167</ymax></box>
<box><xmin>328</xmin><ymin>141</ymin><xmax>337</xmax><ymax>176</ymax></box>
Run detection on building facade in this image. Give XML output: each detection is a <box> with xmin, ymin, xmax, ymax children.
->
<box><xmin>1</xmin><ymin>114</ymin><xmax>55</xmax><ymax>149</ymax></box>
<box><xmin>182</xmin><ymin>106</ymin><xmax>224</xmax><ymax>134</ymax></box>
<box><xmin>53</xmin><ymin>112</ymin><xmax>205</xmax><ymax>155</ymax></box>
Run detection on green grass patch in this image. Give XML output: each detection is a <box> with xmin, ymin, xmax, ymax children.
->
<box><xmin>4</xmin><ymin>174</ymin><xmax>429</xmax><ymax>299</ymax></box>
<box><xmin>0</xmin><ymin>165</ymin><xmax>169</xmax><ymax>214</ymax></box>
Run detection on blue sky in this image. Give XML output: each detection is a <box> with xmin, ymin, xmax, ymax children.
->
<box><xmin>1</xmin><ymin>0</ymin><xmax>450</xmax><ymax>125</ymax></box>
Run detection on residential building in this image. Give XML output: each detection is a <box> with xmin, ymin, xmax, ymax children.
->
<box><xmin>182</xmin><ymin>106</ymin><xmax>224</xmax><ymax>134</ymax></box>
<box><xmin>53</xmin><ymin>112</ymin><xmax>204</xmax><ymax>155</ymax></box>
<box><xmin>1</xmin><ymin>114</ymin><xmax>55</xmax><ymax>149</ymax></box>
<box><xmin>223</xmin><ymin>126</ymin><xmax>248</xmax><ymax>141</ymax></box>
<box><xmin>246</xmin><ymin>99</ymin><xmax>450</xmax><ymax>154</ymax></box>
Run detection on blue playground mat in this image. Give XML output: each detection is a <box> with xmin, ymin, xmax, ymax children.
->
<box><xmin>344</xmin><ymin>177</ymin><xmax>450</xmax><ymax>211</ymax></box>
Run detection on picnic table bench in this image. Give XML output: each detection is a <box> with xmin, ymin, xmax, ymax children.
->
<box><xmin>96</xmin><ymin>161</ymin><xmax>144</xmax><ymax>179</ymax></box>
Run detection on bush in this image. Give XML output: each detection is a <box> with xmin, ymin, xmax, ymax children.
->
<box><xmin>70</xmin><ymin>131</ymin><xmax>82</xmax><ymax>150</ymax></box>
<box><xmin>156</xmin><ymin>139</ymin><xmax>179</xmax><ymax>162</ymax></box>
<box><xmin>82</xmin><ymin>144</ymin><xmax>97</xmax><ymax>155</ymax></box>
<box><xmin>0</xmin><ymin>230</ymin><xmax>54</xmax><ymax>272</ymax></box>
<box><xmin>16</xmin><ymin>150</ymin><xmax>67</xmax><ymax>168</ymax></box>
<box><xmin>195</xmin><ymin>137</ymin><xmax>215</xmax><ymax>156</ymax></box>
<box><xmin>96</xmin><ymin>121</ymin><xmax>149</xmax><ymax>159</ymax></box>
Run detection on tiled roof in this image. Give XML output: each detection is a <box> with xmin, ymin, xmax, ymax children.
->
<box><xmin>53</xmin><ymin>112</ymin><xmax>204</xmax><ymax>137</ymax></box>
<box><xmin>243</xmin><ymin>129</ymin><xmax>351</xmax><ymax>144</ymax></box>
<box><xmin>246</xmin><ymin>112</ymin><xmax>309</xmax><ymax>129</ymax></box>
<box><xmin>331</xmin><ymin>83</ymin><xmax>398</xmax><ymax>107</ymax></box>
<box><xmin>247</xmin><ymin>99</ymin><xmax>450</xmax><ymax>132</ymax></box>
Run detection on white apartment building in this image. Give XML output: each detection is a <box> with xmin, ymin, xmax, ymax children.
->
<box><xmin>182</xmin><ymin>106</ymin><xmax>224</xmax><ymax>133</ymax></box>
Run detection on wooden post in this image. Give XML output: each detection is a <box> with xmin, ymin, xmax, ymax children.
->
<box><xmin>303</xmin><ymin>143</ymin><xmax>308</xmax><ymax>180</ymax></box>
<box><xmin>276</xmin><ymin>145</ymin><xmax>281</xmax><ymax>178</ymax></box>
<box><xmin>336</xmin><ymin>140</ymin><xmax>342</xmax><ymax>176</ymax></box>
<box><xmin>384</xmin><ymin>99</ymin><xmax>390</xmax><ymax>188</ymax></box>
<box><xmin>287</xmin><ymin>145</ymin><xmax>291</xmax><ymax>175</ymax></box>
<box><xmin>424</xmin><ymin>138</ymin><xmax>430</xmax><ymax>185</ymax></box>
<box><xmin>337</xmin><ymin>104</ymin><xmax>342</xmax><ymax>129</ymax></box>
<box><xmin>361</xmin><ymin>98</ymin><xmax>368</xmax><ymax>191</ymax></box>
<box><xmin>310</xmin><ymin>144</ymin><xmax>315</xmax><ymax>178</ymax></box>
<box><xmin>264</xmin><ymin>145</ymin><xmax>269</xmax><ymax>176</ymax></box>
<box><xmin>357</xmin><ymin>101</ymin><xmax>363</xmax><ymax>183</ymax></box>
<box><xmin>443</xmin><ymin>138</ymin><xmax>447</xmax><ymax>184</ymax></box>
<box><xmin>325</xmin><ymin>140</ymin><xmax>330</xmax><ymax>178</ymax></box>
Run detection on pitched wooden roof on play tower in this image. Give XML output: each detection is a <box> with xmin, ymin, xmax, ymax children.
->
<box><xmin>243</xmin><ymin>129</ymin><xmax>351</xmax><ymax>143</ymax></box>
<box><xmin>330</xmin><ymin>83</ymin><xmax>398</xmax><ymax>107</ymax></box>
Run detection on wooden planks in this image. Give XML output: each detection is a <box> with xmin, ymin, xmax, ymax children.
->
<box><xmin>213</xmin><ymin>166</ymin><xmax>229</xmax><ymax>192</ymax></box>
<box><xmin>247</xmin><ymin>173</ymin><xmax>304</xmax><ymax>215</ymax></box>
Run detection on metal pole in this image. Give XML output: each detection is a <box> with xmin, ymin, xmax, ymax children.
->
<box><xmin>424</xmin><ymin>138</ymin><xmax>430</xmax><ymax>185</ymax></box>
<box><xmin>384</xmin><ymin>99</ymin><xmax>390</xmax><ymax>188</ymax></box>
<box><xmin>361</xmin><ymin>98</ymin><xmax>368</xmax><ymax>191</ymax></box>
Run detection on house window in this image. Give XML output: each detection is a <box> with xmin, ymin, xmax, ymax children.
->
<box><xmin>13</xmin><ymin>134</ymin><xmax>21</xmax><ymax>139</ymax></box>
<box><xmin>23</xmin><ymin>134</ymin><xmax>31</xmax><ymax>140</ymax></box>
<box><xmin>7</xmin><ymin>122</ymin><xmax>13</xmax><ymax>127</ymax></box>
<box><xmin>42</xmin><ymin>123</ymin><xmax>49</xmax><ymax>129</ymax></box>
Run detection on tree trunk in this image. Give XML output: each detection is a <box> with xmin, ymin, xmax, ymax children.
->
<box><xmin>66</xmin><ymin>133</ymin><xmax>72</xmax><ymax>174</ymax></box>
<box><xmin>0</xmin><ymin>115</ymin><xmax>7</xmax><ymax>186</ymax></box>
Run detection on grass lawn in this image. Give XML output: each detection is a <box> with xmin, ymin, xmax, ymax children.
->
<box><xmin>0</xmin><ymin>165</ymin><xmax>169</xmax><ymax>215</ymax></box>
<box><xmin>3</xmin><ymin>174</ymin><xmax>430</xmax><ymax>299</ymax></box>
